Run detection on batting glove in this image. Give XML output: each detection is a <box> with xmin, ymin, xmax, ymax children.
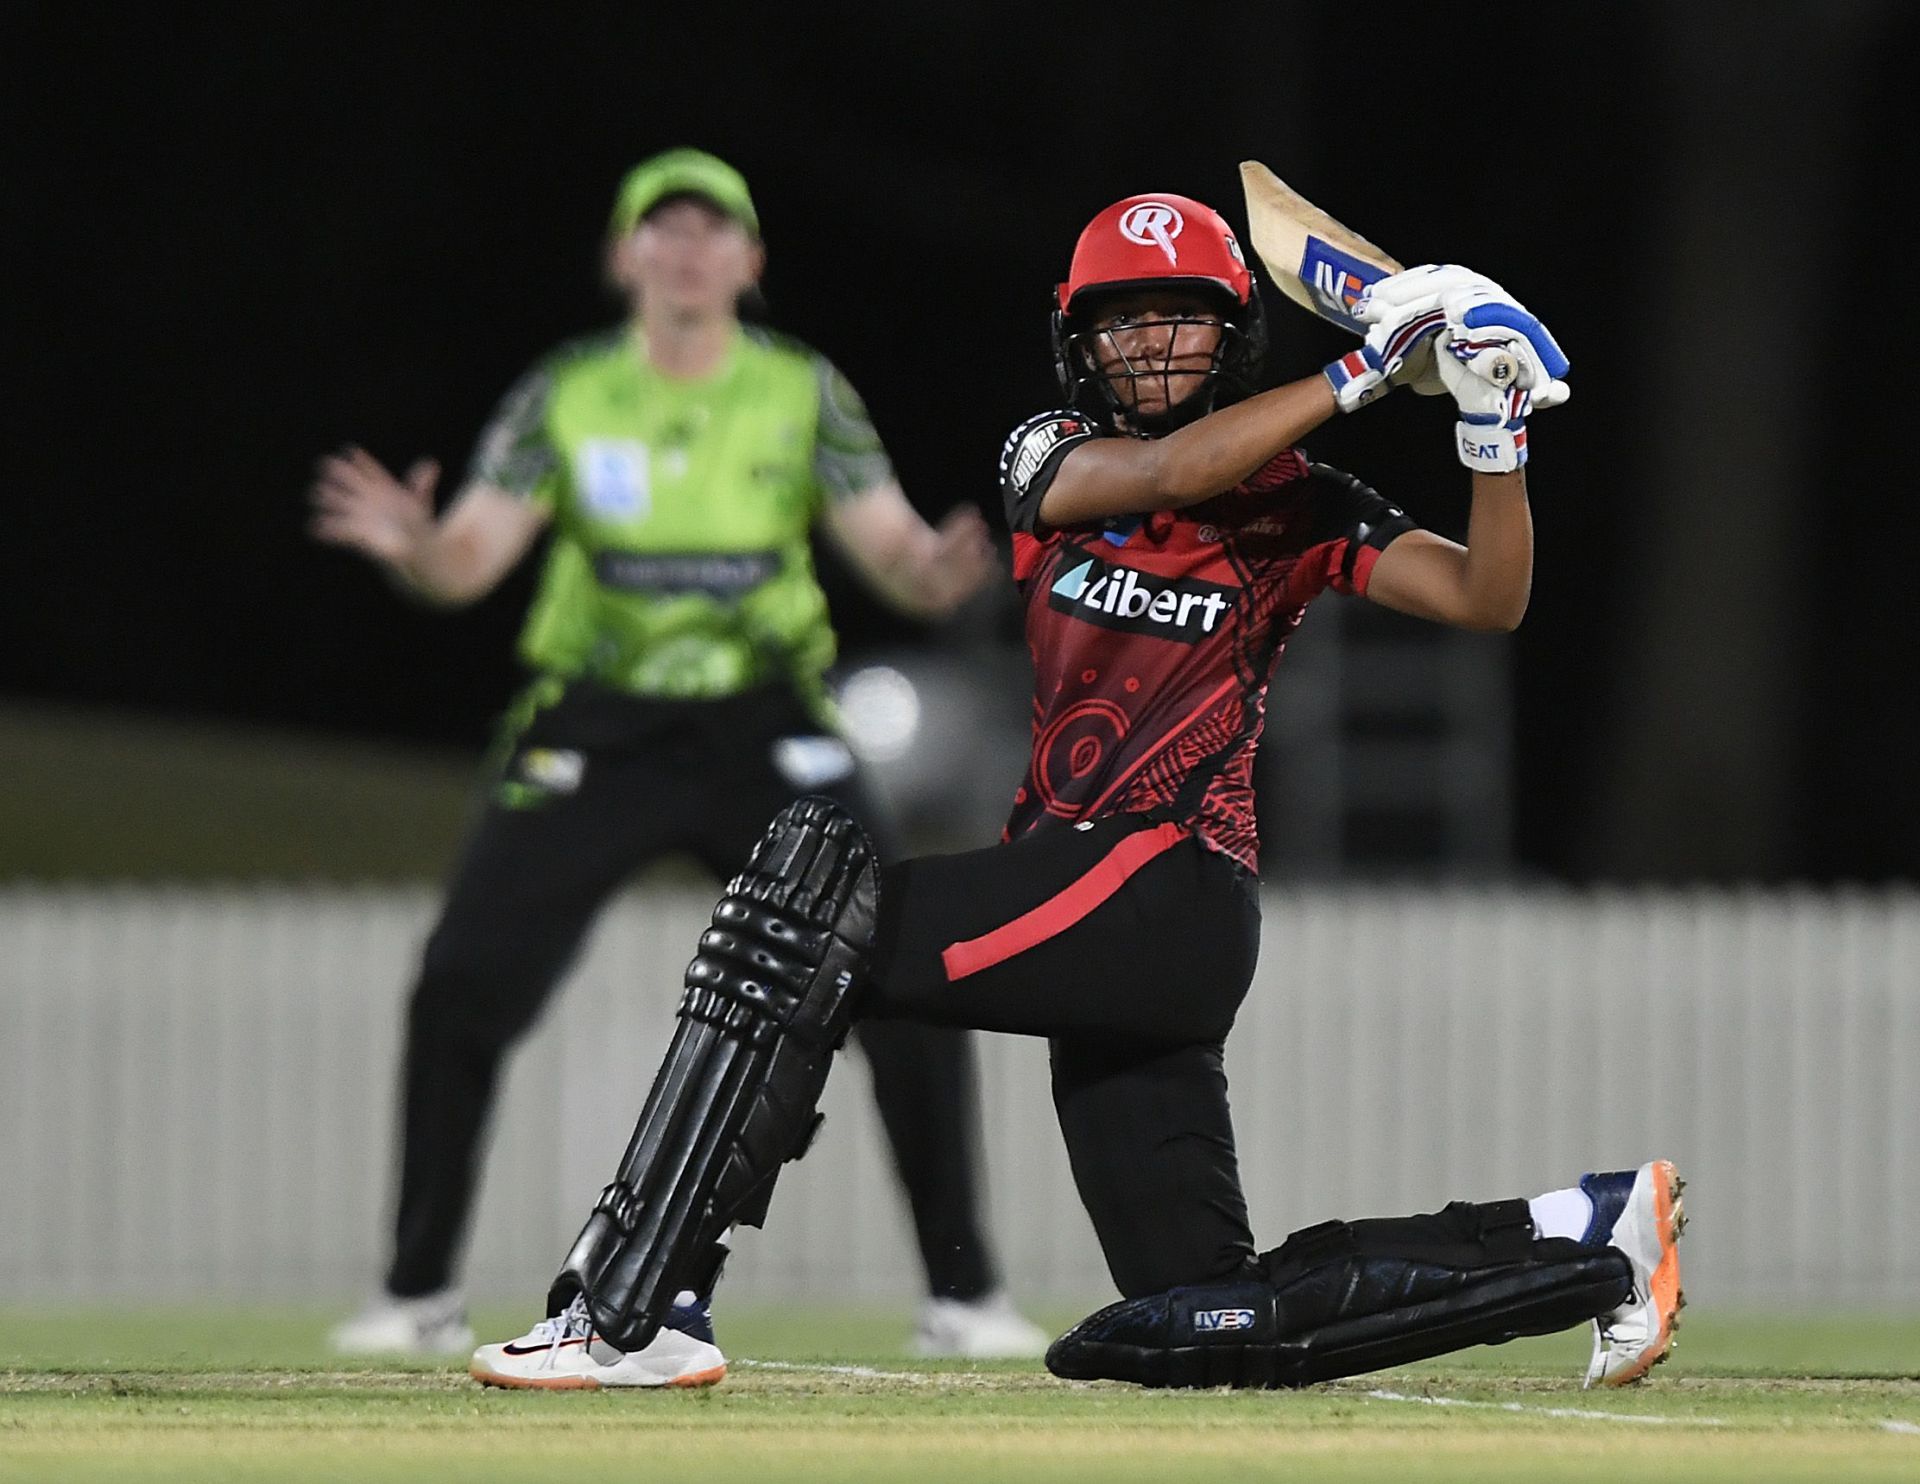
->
<box><xmin>1439</xmin><ymin>287</ymin><xmax>1572</xmax><ymax>409</ymax></box>
<box><xmin>1352</xmin><ymin>264</ymin><xmax>1513</xmax><ymax>394</ymax></box>
<box><xmin>1438</xmin><ymin>333</ymin><xmax>1533</xmax><ymax>472</ymax></box>
<box><xmin>1354</xmin><ymin>263</ymin><xmax>1516</xmax><ymax>323</ymax></box>
<box><xmin>1323</xmin><ymin>301</ymin><xmax>1447</xmax><ymax>413</ymax></box>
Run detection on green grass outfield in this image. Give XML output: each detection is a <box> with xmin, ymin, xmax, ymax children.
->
<box><xmin>3</xmin><ymin>1307</ymin><xmax>1917</xmax><ymax>1482</ymax></box>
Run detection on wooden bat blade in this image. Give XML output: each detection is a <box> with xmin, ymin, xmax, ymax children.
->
<box><xmin>1239</xmin><ymin>160</ymin><xmax>1520</xmax><ymax>396</ymax></box>
<box><xmin>1239</xmin><ymin>160</ymin><xmax>1403</xmax><ymax>332</ymax></box>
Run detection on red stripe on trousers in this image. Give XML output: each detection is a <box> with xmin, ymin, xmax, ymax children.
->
<box><xmin>939</xmin><ymin>821</ymin><xmax>1191</xmax><ymax>982</ymax></box>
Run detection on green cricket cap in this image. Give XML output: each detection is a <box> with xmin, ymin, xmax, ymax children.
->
<box><xmin>610</xmin><ymin>148</ymin><xmax>760</xmax><ymax>237</ymax></box>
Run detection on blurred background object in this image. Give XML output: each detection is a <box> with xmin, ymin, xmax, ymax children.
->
<box><xmin>7</xmin><ymin>880</ymin><xmax>1917</xmax><ymax>1308</ymax></box>
<box><xmin>10</xmin><ymin>2</ymin><xmax>1916</xmax><ymax>885</ymax></box>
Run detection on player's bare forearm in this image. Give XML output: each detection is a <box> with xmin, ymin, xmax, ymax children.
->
<box><xmin>387</xmin><ymin>522</ymin><xmax>510</xmax><ymax>607</ymax></box>
<box><xmin>1458</xmin><ymin>469</ymin><xmax>1534</xmax><ymax>630</ymax></box>
<box><xmin>1039</xmin><ymin>375</ymin><xmax>1337</xmax><ymax>527</ymax></box>
<box><xmin>381</xmin><ymin>492</ymin><xmax>545</xmax><ymax>607</ymax></box>
<box><xmin>1365</xmin><ymin>470</ymin><xmax>1533</xmax><ymax>632</ymax></box>
<box><xmin>821</xmin><ymin>484</ymin><xmax>995</xmax><ymax>620</ymax></box>
<box><xmin>834</xmin><ymin>524</ymin><xmax>944</xmax><ymax>618</ymax></box>
<box><xmin>1153</xmin><ymin>375</ymin><xmax>1339</xmax><ymax>501</ymax></box>
<box><xmin>396</xmin><ymin>488</ymin><xmax>549</xmax><ymax>608</ymax></box>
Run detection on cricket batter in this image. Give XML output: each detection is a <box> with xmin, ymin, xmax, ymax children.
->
<box><xmin>468</xmin><ymin>191</ymin><xmax>1684</xmax><ymax>1391</ymax></box>
<box><xmin>311</xmin><ymin>148</ymin><xmax>1046</xmax><ymax>1360</ymax></box>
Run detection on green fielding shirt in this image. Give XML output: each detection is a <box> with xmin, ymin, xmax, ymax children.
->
<box><xmin>467</xmin><ymin>323</ymin><xmax>894</xmax><ymax>705</ymax></box>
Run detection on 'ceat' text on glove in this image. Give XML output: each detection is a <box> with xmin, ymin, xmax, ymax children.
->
<box><xmin>1439</xmin><ymin>334</ymin><xmax>1532</xmax><ymax>473</ymax></box>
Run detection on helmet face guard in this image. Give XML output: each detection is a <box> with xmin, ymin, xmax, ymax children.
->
<box><xmin>1050</xmin><ymin>194</ymin><xmax>1269</xmax><ymax>434</ymax></box>
<box><xmin>1053</xmin><ymin>295</ymin><xmax>1264</xmax><ymax>434</ymax></box>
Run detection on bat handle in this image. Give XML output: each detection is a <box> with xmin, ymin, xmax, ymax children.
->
<box><xmin>1484</xmin><ymin>350</ymin><xmax>1518</xmax><ymax>389</ymax></box>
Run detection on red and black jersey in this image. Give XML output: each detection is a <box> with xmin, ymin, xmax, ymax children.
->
<box><xmin>997</xmin><ymin>410</ymin><xmax>1417</xmax><ymax>874</ymax></box>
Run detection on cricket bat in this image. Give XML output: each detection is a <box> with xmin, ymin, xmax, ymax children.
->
<box><xmin>1238</xmin><ymin>159</ymin><xmax>1512</xmax><ymax>389</ymax></box>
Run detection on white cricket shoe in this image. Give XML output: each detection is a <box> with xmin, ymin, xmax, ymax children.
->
<box><xmin>1578</xmin><ymin>1159</ymin><xmax>1687</xmax><ymax>1388</ymax></box>
<box><xmin>470</xmin><ymin>1294</ymin><xmax>727</xmax><ymax>1390</ymax></box>
<box><xmin>912</xmin><ymin>1290</ymin><xmax>1050</xmax><ymax>1359</ymax></box>
<box><xmin>330</xmin><ymin>1287</ymin><xmax>475</xmax><ymax>1357</ymax></box>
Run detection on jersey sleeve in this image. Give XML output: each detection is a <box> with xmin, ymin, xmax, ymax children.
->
<box><xmin>811</xmin><ymin>356</ymin><xmax>896</xmax><ymax>501</ymax></box>
<box><xmin>466</xmin><ymin>360</ymin><xmax>561</xmax><ymax>506</ymax></box>
<box><xmin>998</xmin><ymin>410</ymin><xmax>1104</xmax><ymax>535</ymax></box>
<box><xmin>1300</xmin><ymin>462</ymin><xmax>1419</xmax><ymax>598</ymax></box>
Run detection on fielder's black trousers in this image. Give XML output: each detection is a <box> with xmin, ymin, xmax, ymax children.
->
<box><xmin>386</xmin><ymin>682</ymin><xmax>996</xmax><ymax>1302</ymax></box>
<box><xmin>867</xmin><ymin>812</ymin><xmax>1264</xmax><ymax>1298</ymax></box>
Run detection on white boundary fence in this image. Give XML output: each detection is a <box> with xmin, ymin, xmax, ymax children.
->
<box><xmin>3</xmin><ymin>885</ymin><xmax>1917</xmax><ymax>1308</ymax></box>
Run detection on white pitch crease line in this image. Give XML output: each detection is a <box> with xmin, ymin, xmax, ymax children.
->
<box><xmin>1364</xmin><ymin>1388</ymin><xmax>1728</xmax><ymax>1427</ymax></box>
<box><xmin>724</xmin><ymin>1368</ymin><xmax>1920</xmax><ymax>1430</ymax></box>
<box><xmin>736</xmin><ymin>1359</ymin><xmax>937</xmax><ymax>1383</ymax></box>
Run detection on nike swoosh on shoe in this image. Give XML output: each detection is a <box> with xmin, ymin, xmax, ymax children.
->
<box><xmin>501</xmin><ymin>1336</ymin><xmax>591</xmax><ymax>1356</ymax></box>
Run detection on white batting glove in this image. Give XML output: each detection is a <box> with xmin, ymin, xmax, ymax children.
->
<box><xmin>1323</xmin><ymin>342</ymin><xmax>1389</xmax><ymax>412</ymax></box>
<box><xmin>1352</xmin><ymin>264</ymin><xmax>1512</xmax><ymax>394</ymax></box>
<box><xmin>1439</xmin><ymin>287</ymin><xmax>1572</xmax><ymax>409</ymax></box>
<box><xmin>1323</xmin><ymin>314</ymin><xmax>1446</xmax><ymax>412</ymax></box>
<box><xmin>1353</xmin><ymin>264</ymin><xmax>1516</xmax><ymax>324</ymax></box>
<box><xmin>1438</xmin><ymin>334</ymin><xmax>1533</xmax><ymax>472</ymax></box>
<box><xmin>1323</xmin><ymin>294</ymin><xmax>1449</xmax><ymax>413</ymax></box>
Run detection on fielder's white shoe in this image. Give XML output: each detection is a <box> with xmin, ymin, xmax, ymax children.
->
<box><xmin>330</xmin><ymin>1287</ymin><xmax>475</xmax><ymax>1357</ymax></box>
<box><xmin>1578</xmin><ymin>1159</ymin><xmax>1687</xmax><ymax>1388</ymax></box>
<box><xmin>912</xmin><ymin>1290</ymin><xmax>1050</xmax><ymax>1359</ymax></box>
<box><xmin>470</xmin><ymin>1294</ymin><xmax>727</xmax><ymax>1390</ymax></box>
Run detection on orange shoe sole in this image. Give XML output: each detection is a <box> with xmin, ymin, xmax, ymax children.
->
<box><xmin>1602</xmin><ymin>1160</ymin><xmax>1687</xmax><ymax>1386</ymax></box>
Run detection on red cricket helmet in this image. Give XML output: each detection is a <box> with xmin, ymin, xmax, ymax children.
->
<box><xmin>1056</xmin><ymin>194</ymin><xmax>1254</xmax><ymax>316</ymax></box>
<box><xmin>1051</xmin><ymin>193</ymin><xmax>1267</xmax><ymax>431</ymax></box>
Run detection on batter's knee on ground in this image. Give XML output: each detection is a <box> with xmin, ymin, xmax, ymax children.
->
<box><xmin>1047</xmin><ymin>1202</ymin><xmax>1634</xmax><ymax>1389</ymax></box>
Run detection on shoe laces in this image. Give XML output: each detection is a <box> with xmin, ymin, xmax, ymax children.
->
<box><xmin>526</xmin><ymin>1295</ymin><xmax>594</xmax><ymax>1360</ymax></box>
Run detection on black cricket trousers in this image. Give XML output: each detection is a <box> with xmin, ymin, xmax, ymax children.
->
<box><xmin>866</xmin><ymin>810</ymin><xmax>1265</xmax><ymax>1299</ymax></box>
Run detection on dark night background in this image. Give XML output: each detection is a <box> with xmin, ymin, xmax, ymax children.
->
<box><xmin>5</xmin><ymin>1</ymin><xmax>1916</xmax><ymax>884</ymax></box>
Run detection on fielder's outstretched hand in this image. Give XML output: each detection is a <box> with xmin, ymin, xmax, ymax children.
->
<box><xmin>919</xmin><ymin>502</ymin><xmax>998</xmax><ymax>613</ymax></box>
<box><xmin>309</xmin><ymin>446</ymin><xmax>440</xmax><ymax>567</ymax></box>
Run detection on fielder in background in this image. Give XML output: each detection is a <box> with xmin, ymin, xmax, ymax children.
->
<box><xmin>467</xmin><ymin>189</ymin><xmax>1685</xmax><ymax>1393</ymax></box>
<box><xmin>310</xmin><ymin>148</ymin><xmax>1046</xmax><ymax>1360</ymax></box>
